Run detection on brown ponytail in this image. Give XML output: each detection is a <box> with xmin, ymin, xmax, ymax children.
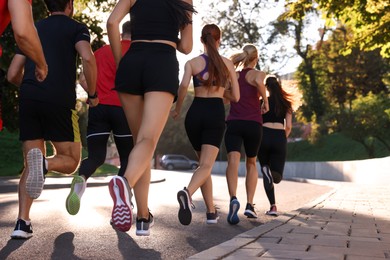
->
<box><xmin>199</xmin><ymin>24</ymin><xmax>230</xmax><ymax>88</ymax></box>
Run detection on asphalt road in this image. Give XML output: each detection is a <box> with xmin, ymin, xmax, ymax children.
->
<box><xmin>0</xmin><ymin>170</ymin><xmax>333</xmax><ymax>260</ymax></box>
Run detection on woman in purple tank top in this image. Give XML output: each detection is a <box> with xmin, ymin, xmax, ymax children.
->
<box><xmin>224</xmin><ymin>44</ymin><xmax>269</xmax><ymax>225</ymax></box>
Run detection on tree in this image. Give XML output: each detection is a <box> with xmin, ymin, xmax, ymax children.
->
<box><xmin>313</xmin><ymin>0</ymin><xmax>390</xmax><ymax>58</ymax></box>
<box><xmin>200</xmin><ymin>0</ymin><xmax>285</xmax><ymax>71</ymax></box>
<box><xmin>341</xmin><ymin>92</ymin><xmax>390</xmax><ymax>157</ymax></box>
<box><xmin>312</xmin><ymin>25</ymin><xmax>389</xmax><ymax>131</ymax></box>
<box><xmin>268</xmin><ymin>4</ymin><xmax>326</xmax><ymax>123</ymax></box>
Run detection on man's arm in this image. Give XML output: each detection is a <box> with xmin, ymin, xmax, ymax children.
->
<box><xmin>7</xmin><ymin>54</ymin><xmax>26</xmax><ymax>86</ymax></box>
<box><xmin>8</xmin><ymin>0</ymin><xmax>47</xmax><ymax>82</ymax></box>
<box><xmin>75</xmin><ymin>40</ymin><xmax>98</xmax><ymax>107</ymax></box>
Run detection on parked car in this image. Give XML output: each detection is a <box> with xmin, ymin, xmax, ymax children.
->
<box><xmin>160</xmin><ymin>154</ymin><xmax>199</xmax><ymax>170</ymax></box>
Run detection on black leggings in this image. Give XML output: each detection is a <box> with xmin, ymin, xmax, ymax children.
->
<box><xmin>79</xmin><ymin>105</ymin><xmax>133</xmax><ymax>179</ymax></box>
<box><xmin>79</xmin><ymin>134</ymin><xmax>133</xmax><ymax>179</ymax></box>
<box><xmin>257</xmin><ymin>127</ymin><xmax>287</xmax><ymax>205</ymax></box>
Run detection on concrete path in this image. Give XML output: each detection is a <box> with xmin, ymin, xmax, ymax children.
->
<box><xmin>189</xmin><ymin>182</ymin><xmax>390</xmax><ymax>259</ymax></box>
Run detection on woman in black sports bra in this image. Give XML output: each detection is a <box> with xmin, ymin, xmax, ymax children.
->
<box><xmin>106</xmin><ymin>0</ymin><xmax>196</xmax><ymax>236</ymax></box>
<box><xmin>171</xmin><ymin>24</ymin><xmax>240</xmax><ymax>226</ymax></box>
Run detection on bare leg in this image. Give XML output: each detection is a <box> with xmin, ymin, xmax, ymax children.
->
<box><xmin>119</xmin><ymin>91</ymin><xmax>174</xmax><ymax>219</ymax></box>
<box><xmin>225</xmin><ymin>151</ymin><xmax>240</xmax><ymax>198</ymax></box>
<box><xmin>245</xmin><ymin>156</ymin><xmax>258</xmax><ymax>205</ymax></box>
<box><xmin>49</xmin><ymin>141</ymin><xmax>81</xmax><ymax>174</ymax></box>
<box><xmin>187</xmin><ymin>144</ymin><xmax>219</xmax><ymax>204</ymax></box>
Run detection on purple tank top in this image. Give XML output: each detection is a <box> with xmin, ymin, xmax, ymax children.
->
<box><xmin>227</xmin><ymin>68</ymin><xmax>262</xmax><ymax>124</ymax></box>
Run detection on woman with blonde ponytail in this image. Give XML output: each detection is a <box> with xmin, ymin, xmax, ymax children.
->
<box><xmin>224</xmin><ymin>44</ymin><xmax>269</xmax><ymax>225</ymax></box>
<box><xmin>171</xmin><ymin>24</ymin><xmax>240</xmax><ymax>226</ymax></box>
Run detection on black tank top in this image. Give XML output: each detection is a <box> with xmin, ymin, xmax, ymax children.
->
<box><xmin>262</xmin><ymin>97</ymin><xmax>285</xmax><ymax>124</ymax></box>
<box><xmin>130</xmin><ymin>0</ymin><xmax>180</xmax><ymax>43</ymax></box>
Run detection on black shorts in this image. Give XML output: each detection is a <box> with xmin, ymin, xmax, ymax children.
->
<box><xmin>184</xmin><ymin>97</ymin><xmax>225</xmax><ymax>151</ymax></box>
<box><xmin>224</xmin><ymin>120</ymin><xmax>262</xmax><ymax>157</ymax></box>
<box><xmin>19</xmin><ymin>99</ymin><xmax>80</xmax><ymax>142</ymax></box>
<box><xmin>257</xmin><ymin>127</ymin><xmax>287</xmax><ymax>176</ymax></box>
<box><xmin>114</xmin><ymin>42</ymin><xmax>179</xmax><ymax>96</ymax></box>
<box><xmin>87</xmin><ymin>104</ymin><xmax>131</xmax><ymax>138</ymax></box>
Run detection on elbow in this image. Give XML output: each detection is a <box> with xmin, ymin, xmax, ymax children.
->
<box><xmin>232</xmin><ymin>94</ymin><xmax>240</xmax><ymax>103</ymax></box>
<box><xmin>178</xmin><ymin>42</ymin><xmax>193</xmax><ymax>54</ymax></box>
<box><xmin>6</xmin><ymin>72</ymin><xmax>19</xmax><ymax>86</ymax></box>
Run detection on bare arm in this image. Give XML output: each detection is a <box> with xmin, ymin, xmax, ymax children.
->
<box><xmin>8</xmin><ymin>0</ymin><xmax>47</xmax><ymax>82</ymax></box>
<box><xmin>75</xmin><ymin>40</ymin><xmax>98</xmax><ymax>107</ymax></box>
<box><xmin>107</xmin><ymin>0</ymin><xmax>132</xmax><ymax>66</ymax></box>
<box><xmin>285</xmin><ymin>111</ymin><xmax>292</xmax><ymax>138</ymax></box>
<box><xmin>78</xmin><ymin>71</ymin><xmax>87</xmax><ymax>92</ymax></box>
<box><xmin>171</xmin><ymin>61</ymin><xmax>192</xmax><ymax>120</ymax></box>
<box><xmin>177</xmin><ymin>0</ymin><xmax>193</xmax><ymax>54</ymax></box>
<box><xmin>253</xmin><ymin>70</ymin><xmax>269</xmax><ymax>114</ymax></box>
<box><xmin>223</xmin><ymin>59</ymin><xmax>240</xmax><ymax>102</ymax></box>
<box><xmin>7</xmin><ymin>54</ymin><xmax>26</xmax><ymax>86</ymax></box>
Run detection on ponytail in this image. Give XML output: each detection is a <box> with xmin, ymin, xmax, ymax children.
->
<box><xmin>199</xmin><ymin>24</ymin><xmax>229</xmax><ymax>88</ymax></box>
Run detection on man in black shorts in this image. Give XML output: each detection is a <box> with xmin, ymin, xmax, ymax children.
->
<box><xmin>6</xmin><ymin>0</ymin><xmax>97</xmax><ymax>239</ymax></box>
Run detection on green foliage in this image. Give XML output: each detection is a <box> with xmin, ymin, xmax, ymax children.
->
<box><xmin>340</xmin><ymin>92</ymin><xmax>390</xmax><ymax>157</ymax></box>
<box><xmin>287</xmin><ymin>132</ymin><xmax>390</xmax><ymax>161</ymax></box>
<box><xmin>288</xmin><ymin>0</ymin><xmax>390</xmax><ymax>57</ymax></box>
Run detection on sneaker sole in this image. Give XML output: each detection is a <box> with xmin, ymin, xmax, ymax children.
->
<box><xmin>266</xmin><ymin>211</ymin><xmax>278</xmax><ymax>217</ymax></box>
<box><xmin>227</xmin><ymin>200</ymin><xmax>240</xmax><ymax>225</ymax></box>
<box><xmin>177</xmin><ymin>190</ymin><xmax>192</xmax><ymax>225</ymax></box>
<box><xmin>206</xmin><ymin>217</ymin><xmax>219</xmax><ymax>224</ymax></box>
<box><xmin>109</xmin><ymin>176</ymin><xmax>133</xmax><ymax>232</ymax></box>
<box><xmin>66</xmin><ymin>176</ymin><xmax>85</xmax><ymax>215</ymax></box>
<box><xmin>136</xmin><ymin>219</ymin><xmax>154</xmax><ymax>236</ymax></box>
<box><xmin>244</xmin><ymin>209</ymin><xmax>258</xmax><ymax>219</ymax></box>
<box><xmin>26</xmin><ymin>148</ymin><xmax>45</xmax><ymax>199</ymax></box>
<box><xmin>11</xmin><ymin>230</ymin><xmax>33</xmax><ymax>239</ymax></box>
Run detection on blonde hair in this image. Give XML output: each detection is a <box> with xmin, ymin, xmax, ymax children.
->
<box><xmin>230</xmin><ymin>44</ymin><xmax>258</xmax><ymax>69</ymax></box>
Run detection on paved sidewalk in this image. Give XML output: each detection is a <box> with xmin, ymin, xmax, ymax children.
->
<box><xmin>189</xmin><ymin>182</ymin><xmax>390</xmax><ymax>259</ymax></box>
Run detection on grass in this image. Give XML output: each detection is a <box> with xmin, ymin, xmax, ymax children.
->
<box><xmin>287</xmin><ymin>133</ymin><xmax>389</xmax><ymax>161</ymax></box>
<box><xmin>0</xmin><ymin>129</ymin><xmax>119</xmax><ymax>177</ymax></box>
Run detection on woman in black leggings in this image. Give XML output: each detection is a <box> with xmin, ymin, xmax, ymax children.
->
<box><xmin>257</xmin><ymin>76</ymin><xmax>294</xmax><ymax>216</ymax></box>
<box><xmin>171</xmin><ymin>24</ymin><xmax>240</xmax><ymax>225</ymax></box>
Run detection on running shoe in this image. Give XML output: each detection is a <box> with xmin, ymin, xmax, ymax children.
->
<box><xmin>227</xmin><ymin>197</ymin><xmax>240</xmax><ymax>225</ymax></box>
<box><xmin>266</xmin><ymin>205</ymin><xmax>279</xmax><ymax>216</ymax></box>
<box><xmin>244</xmin><ymin>203</ymin><xmax>258</xmax><ymax>218</ymax></box>
<box><xmin>26</xmin><ymin>148</ymin><xmax>47</xmax><ymax>199</ymax></box>
<box><xmin>66</xmin><ymin>175</ymin><xmax>86</xmax><ymax>215</ymax></box>
<box><xmin>108</xmin><ymin>176</ymin><xmax>133</xmax><ymax>232</ymax></box>
<box><xmin>206</xmin><ymin>209</ymin><xmax>219</xmax><ymax>224</ymax></box>
<box><xmin>136</xmin><ymin>212</ymin><xmax>154</xmax><ymax>236</ymax></box>
<box><xmin>177</xmin><ymin>187</ymin><xmax>193</xmax><ymax>225</ymax></box>
<box><xmin>11</xmin><ymin>219</ymin><xmax>33</xmax><ymax>239</ymax></box>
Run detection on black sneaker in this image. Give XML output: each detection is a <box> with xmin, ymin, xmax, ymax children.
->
<box><xmin>136</xmin><ymin>212</ymin><xmax>154</xmax><ymax>236</ymax></box>
<box><xmin>206</xmin><ymin>209</ymin><xmax>219</xmax><ymax>224</ymax></box>
<box><xmin>244</xmin><ymin>203</ymin><xmax>257</xmax><ymax>218</ymax></box>
<box><xmin>227</xmin><ymin>197</ymin><xmax>240</xmax><ymax>225</ymax></box>
<box><xmin>11</xmin><ymin>219</ymin><xmax>33</xmax><ymax>239</ymax></box>
<box><xmin>177</xmin><ymin>187</ymin><xmax>193</xmax><ymax>225</ymax></box>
